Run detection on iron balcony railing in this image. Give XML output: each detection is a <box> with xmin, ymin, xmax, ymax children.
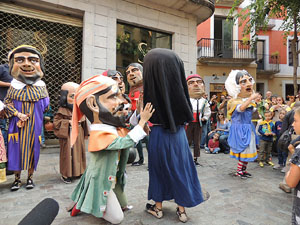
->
<box><xmin>197</xmin><ymin>38</ymin><xmax>256</xmax><ymax>59</ymax></box>
<box><xmin>256</xmin><ymin>54</ymin><xmax>280</xmax><ymax>73</ymax></box>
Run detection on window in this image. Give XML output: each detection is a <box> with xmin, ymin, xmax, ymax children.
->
<box><xmin>285</xmin><ymin>84</ymin><xmax>300</xmax><ymax>99</ymax></box>
<box><xmin>116</xmin><ymin>22</ymin><xmax>172</xmax><ymax>87</ymax></box>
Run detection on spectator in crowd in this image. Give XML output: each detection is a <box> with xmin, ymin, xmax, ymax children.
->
<box><xmin>269</xmin><ymin>96</ymin><xmax>291</xmax><ymax>156</ymax></box>
<box><xmin>278</xmin><ymin>101</ymin><xmax>300</xmax><ymax>193</ymax></box>
<box><xmin>270</xmin><ymin>95</ymin><xmax>278</xmax><ymax>107</ymax></box>
<box><xmin>0</xmin><ymin>101</ymin><xmax>7</xmax><ymax>183</ymax></box>
<box><xmin>205</xmin><ymin>132</ymin><xmax>220</xmax><ymax>154</ymax></box>
<box><xmin>265</xmin><ymin>91</ymin><xmax>272</xmax><ymax>105</ymax></box>
<box><xmin>218</xmin><ymin>95</ymin><xmax>231</xmax><ymax>118</ymax></box>
<box><xmin>287</xmin><ymin>95</ymin><xmax>296</xmax><ymax>108</ymax></box>
<box><xmin>209</xmin><ymin>94</ymin><xmax>218</xmax><ymax>130</ymax></box>
<box><xmin>0</xmin><ymin>53</ymin><xmax>13</xmax><ymax>175</ymax></box>
<box><xmin>257</xmin><ymin>111</ymin><xmax>276</xmax><ymax>168</ymax></box>
<box><xmin>274</xmin><ymin>109</ymin><xmax>287</xmax><ymax>170</ymax></box>
<box><xmin>41</xmin><ymin>106</ymin><xmax>53</xmax><ymax>148</ymax></box>
<box><xmin>0</xmin><ymin>60</ymin><xmax>12</xmax><ymax>147</ymax></box>
<box><xmin>270</xmin><ymin>96</ymin><xmax>291</xmax><ymax>122</ymax></box>
<box><xmin>208</xmin><ymin>110</ymin><xmax>230</xmax><ymax>154</ymax></box>
<box><xmin>285</xmin><ymin>107</ymin><xmax>300</xmax><ymax>223</ymax></box>
<box><xmin>200</xmin><ymin>93</ymin><xmax>211</xmax><ymax>149</ymax></box>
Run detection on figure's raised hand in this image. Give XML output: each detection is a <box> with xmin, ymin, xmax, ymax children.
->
<box><xmin>139</xmin><ymin>103</ymin><xmax>155</xmax><ymax>127</ymax></box>
<box><xmin>250</xmin><ymin>92</ymin><xmax>260</xmax><ymax>101</ymax></box>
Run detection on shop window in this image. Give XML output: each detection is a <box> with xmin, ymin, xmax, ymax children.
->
<box><xmin>116</xmin><ymin>22</ymin><xmax>172</xmax><ymax>89</ymax></box>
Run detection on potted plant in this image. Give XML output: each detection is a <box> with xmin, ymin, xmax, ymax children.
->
<box><xmin>241</xmin><ymin>36</ymin><xmax>250</xmax><ymax>45</ymax></box>
<box><xmin>116</xmin><ymin>33</ymin><xmax>138</xmax><ymax>56</ymax></box>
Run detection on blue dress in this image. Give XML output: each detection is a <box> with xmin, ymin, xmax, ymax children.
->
<box><xmin>147</xmin><ymin>125</ymin><xmax>204</xmax><ymax>207</ymax></box>
<box><xmin>228</xmin><ymin>105</ymin><xmax>258</xmax><ymax>162</ymax></box>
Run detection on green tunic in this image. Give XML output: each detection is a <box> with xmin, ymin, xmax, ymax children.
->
<box><xmin>71</xmin><ymin>135</ymin><xmax>135</xmax><ymax>218</ymax></box>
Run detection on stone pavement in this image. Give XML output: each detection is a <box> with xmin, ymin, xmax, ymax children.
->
<box><xmin>0</xmin><ymin>146</ymin><xmax>293</xmax><ymax>225</ymax></box>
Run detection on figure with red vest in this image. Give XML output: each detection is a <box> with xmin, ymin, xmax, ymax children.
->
<box><xmin>185</xmin><ymin>74</ymin><xmax>211</xmax><ymax>166</ymax></box>
<box><xmin>125</xmin><ymin>63</ymin><xmax>148</xmax><ymax>166</ymax></box>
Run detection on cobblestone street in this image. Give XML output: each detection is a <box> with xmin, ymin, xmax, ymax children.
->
<box><xmin>0</xmin><ymin>146</ymin><xmax>293</xmax><ymax>225</ymax></box>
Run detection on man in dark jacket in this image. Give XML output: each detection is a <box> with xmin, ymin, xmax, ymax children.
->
<box><xmin>278</xmin><ymin>101</ymin><xmax>300</xmax><ymax>193</ymax></box>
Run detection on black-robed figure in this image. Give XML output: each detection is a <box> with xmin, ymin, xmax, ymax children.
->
<box><xmin>143</xmin><ymin>48</ymin><xmax>204</xmax><ymax>223</ymax></box>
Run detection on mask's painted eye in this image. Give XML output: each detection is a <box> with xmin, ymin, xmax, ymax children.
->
<box><xmin>29</xmin><ymin>57</ymin><xmax>39</xmax><ymax>64</ymax></box>
<box><xmin>15</xmin><ymin>57</ymin><xmax>24</xmax><ymax>63</ymax></box>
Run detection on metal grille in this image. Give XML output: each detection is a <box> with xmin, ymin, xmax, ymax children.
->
<box><xmin>0</xmin><ymin>11</ymin><xmax>83</xmax><ymax>139</ymax></box>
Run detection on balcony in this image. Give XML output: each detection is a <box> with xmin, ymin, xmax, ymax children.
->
<box><xmin>146</xmin><ymin>0</ymin><xmax>215</xmax><ymax>24</ymax></box>
<box><xmin>256</xmin><ymin>54</ymin><xmax>280</xmax><ymax>75</ymax></box>
<box><xmin>197</xmin><ymin>38</ymin><xmax>256</xmax><ymax>65</ymax></box>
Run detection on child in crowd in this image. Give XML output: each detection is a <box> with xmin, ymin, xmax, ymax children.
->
<box><xmin>205</xmin><ymin>132</ymin><xmax>220</xmax><ymax>154</ymax></box>
<box><xmin>285</xmin><ymin>107</ymin><xmax>300</xmax><ymax>223</ymax></box>
<box><xmin>274</xmin><ymin>109</ymin><xmax>287</xmax><ymax>170</ymax></box>
<box><xmin>258</xmin><ymin>111</ymin><xmax>276</xmax><ymax>167</ymax></box>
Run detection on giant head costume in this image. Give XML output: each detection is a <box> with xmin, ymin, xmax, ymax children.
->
<box><xmin>186</xmin><ymin>74</ymin><xmax>205</xmax><ymax>99</ymax></box>
<box><xmin>71</xmin><ymin>75</ymin><xmax>126</xmax><ymax>146</ymax></box>
<box><xmin>143</xmin><ymin>48</ymin><xmax>193</xmax><ymax>133</ymax></box>
<box><xmin>102</xmin><ymin>70</ymin><xmax>125</xmax><ymax>94</ymax></box>
<box><xmin>225</xmin><ymin>70</ymin><xmax>255</xmax><ymax>99</ymax></box>
<box><xmin>9</xmin><ymin>45</ymin><xmax>45</xmax><ymax>85</ymax></box>
<box><xmin>125</xmin><ymin>63</ymin><xmax>143</xmax><ymax>87</ymax></box>
<box><xmin>59</xmin><ymin>82</ymin><xmax>79</xmax><ymax>110</ymax></box>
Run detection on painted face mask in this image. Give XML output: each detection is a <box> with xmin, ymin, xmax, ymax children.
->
<box><xmin>125</xmin><ymin>63</ymin><xmax>143</xmax><ymax>87</ymax></box>
<box><xmin>9</xmin><ymin>45</ymin><xmax>45</xmax><ymax>85</ymax></box>
<box><xmin>60</xmin><ymin>82</ymin><xmax>79</xmax><ymax>110</ymax></box>
<box><xmin>187</xmin><ymin>75</ymin><xmax>205</xmax><ymax>99</ymax></box>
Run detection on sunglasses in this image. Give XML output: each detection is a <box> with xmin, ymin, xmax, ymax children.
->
<box><xmin>218</xmin><ymin>113</ymin><xmax>224</xmax><ymax>115</ymax></box>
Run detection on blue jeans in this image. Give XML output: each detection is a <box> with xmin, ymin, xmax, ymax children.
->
<box><xmin>200</xmin><ymin>121</ymin><xmax>210</xmax><ymax>148</ymax></box>
<box><xmin>208</xmin><ymin>132</ymin><xmax>230</xmax><ymax>153</ymax></box>
<box><xmin>0</xmin><ymin>118</ymin><xmax>8</xmax><ymax>148</ymax></box>
<box><xmin>205</xmin><ymin>147</ymin><xmax>220</xmax><ymax>154</ymax></box>
<box><xmin>41</xmin><ymin>124</ymin><xmax>45</xmax><ymax>144</ymax></box>
<box><xmin>219</xmin><ymin>134</ymin><xmax>230</xmax><ymax>153</ymax></box>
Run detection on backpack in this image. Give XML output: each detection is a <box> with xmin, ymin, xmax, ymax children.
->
<box><xmin>278</xmin><ymin>127</ymin><xmax>294</xmax><ymax>153</ymax></box>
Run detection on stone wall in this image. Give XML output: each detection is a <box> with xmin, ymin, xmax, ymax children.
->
<box><xmin>42</xmin><ymin>0</ymin><xmax>199</xmax><ymax>79</ymax></box>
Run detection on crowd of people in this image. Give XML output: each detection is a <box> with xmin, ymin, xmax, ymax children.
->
<box><xmin>1</xmin><ymin>45</ymin><xmax>300</xmax><ymax>224</ymax></box>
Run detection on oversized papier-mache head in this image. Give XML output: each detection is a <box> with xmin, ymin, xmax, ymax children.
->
<box><xmin>9</xmin><ymin>45</ymin><xmax>45</xmax><ymax>85</ymax></box>
<box><xmin>186</xmin><ymin>74</ymin><xmax>205</xmax><ymax>99</ymax></box>
<box><xmin>59</xmin><ymin>82</ymin><xmax>79</xmax><ymax>110</ymax></box>
<box><xmin>225</xmin><ymin>70</ymin><xmax>255</xmax><ymax>99</ymax></box>
<box><xmin>71</xmin><ymin>75</ymin><xmax>126</xmax><ymax>146</ymax></box>
<box><xmin>102</xmin><ymin>70</ymin><xmax>125</xmax><ymax>94</ymax></box>
<box><xmin>125</xmin><ymin>63</ymin><xmax>143</xmax><ymax>87</ymax></box>
<box><xmin>143</xmin><ymin>48</ymin><xmax>194</xmax><ymax>133</ymax></box>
